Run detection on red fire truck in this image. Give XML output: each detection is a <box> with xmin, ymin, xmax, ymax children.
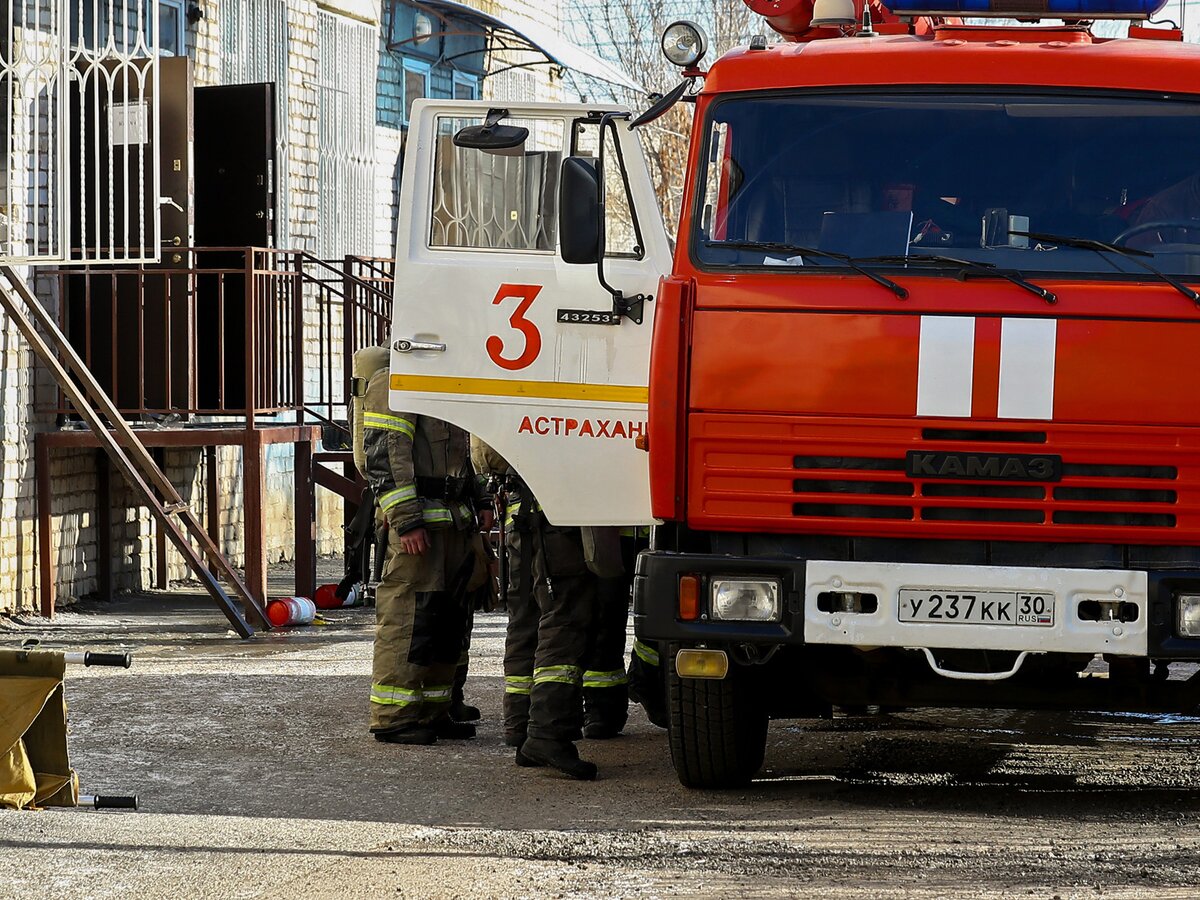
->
<box><xmin>389</xmin><ymin>0</ymin><xmax>1200</xmax><ymax>787</ymax></box>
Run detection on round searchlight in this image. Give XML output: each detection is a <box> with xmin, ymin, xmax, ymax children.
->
<box><xmin>810</xmin><ymin>0</ymin><xmax>858</xmax><ymax>26</ymax></box>
<box><xmin>661</xmin><ymin>20</ymin><xmax>708</xmax><ymax>68</ymax></box>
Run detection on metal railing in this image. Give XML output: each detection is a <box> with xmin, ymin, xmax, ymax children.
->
<box><xmin>46</xmin><ymin>248</ymin><xmax>393</xmax><ymax>427</ymax></box>
<box><xmin>302</xmin><ymin>252</ymin><xmax>393</xmax><ymax>425</ymax></box>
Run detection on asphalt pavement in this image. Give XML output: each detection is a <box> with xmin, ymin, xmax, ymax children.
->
<box><xmin>3</xmin><ymin>584</ymin><xmax>1200</xmax><ymax>899</ymax></box>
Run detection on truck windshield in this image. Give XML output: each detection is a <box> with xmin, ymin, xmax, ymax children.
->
<box><xmin>693</xmin><ymin>91</ymin><xmax>1200</xmax><ymax>280</ymax></box>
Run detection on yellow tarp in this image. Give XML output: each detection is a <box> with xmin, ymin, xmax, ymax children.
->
<box><xmin>0</xmin><ymin>649</ymin><xmax>78</xmax><ymax>809</ymax></box>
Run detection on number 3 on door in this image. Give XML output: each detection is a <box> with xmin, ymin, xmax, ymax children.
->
<box><xmin>487</xmin><ymin>283</ymin><xmax>543</xmax><ymax>371</ymax></box>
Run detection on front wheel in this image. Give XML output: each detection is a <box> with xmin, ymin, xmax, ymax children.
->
<box><xmin>666</xmin><ymin>645</ymin><xmax>769</xmax><ymax>788</ymax></box>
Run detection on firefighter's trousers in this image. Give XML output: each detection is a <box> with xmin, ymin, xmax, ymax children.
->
<box><xmin>370</xmin><ymin>525</ymin><xmax>474</xmax><ymax>733</ymax></box>
<box><xmin>628</xmin><ymin>637</ymin><xmax>666</xmax><ymax>719</ymax></box>
<box><xmin>502</xmin><ymin>525</ymin><xmax>541</xmax><ymax>739</ymax></box>
<box><xmin>582</xmin><ymin>573</ymin><xmax>631</xmax><ymax>730</ymax></box>
<box><xmin>453</xmin><ymin>606</ymin><xmax>474</xmax><ymax>706</ymax></box>
<box><xmin>503</xmin><ymin>517</ymin><xmax>599</xmax><ymax>743</ymax></box>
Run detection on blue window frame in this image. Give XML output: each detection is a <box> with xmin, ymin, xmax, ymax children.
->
<box><xmin>158</xmin><ymin>0</ymin><xmax>186</xmax><ymax>57</ymax></box>
<box><xmin>452</xmin><ymin>71</ymin><xmax>478</xmax><ymax>101</ymax></box>
<box><xmin>402</xmin><ymin>58</ymin><xmax>431</xmax><ymax>125</ymax></box>
<box><xmin>71</xmin><ymin>0</ymin><xmax>186</xmax><ymax>55</ymax></box>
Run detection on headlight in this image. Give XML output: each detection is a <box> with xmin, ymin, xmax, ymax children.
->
<box><xmin>711</xmin><ymin>578</ymin><xmax>781</xmax><ymax>622</ymax></box>
<box><xmin>1177</xmin><ymin>594</ymin><xmax>1200</xmax><ymax>637</ymax></box>
<box><xmin>661</xmin><ymin>20</ymin><xmax>708</xmax><ymax>68</ymax></box>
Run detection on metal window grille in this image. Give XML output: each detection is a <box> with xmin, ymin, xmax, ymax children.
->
<box><xmin>430</xmin><ymin>116</ymin><xmax>562</xmax><ymax>252</ymax></box>
<box><xmin>316</xmin><ymin>12</ymin><xmax>375</xmax><ymax>260</ymax></box>
<box><xmin>220</xmin><ymin>0</ymin><xmax>289</xmax><ymax>249</ymax></box>
<box><xmin>485</xmin><ymin>68</ymin><xmax>537</xmax><ymax>104</ymax></box>
<box><xmin>1</xmin><ymin>0</ymin><xmax>161</xmax><ymax>265</ymax></box>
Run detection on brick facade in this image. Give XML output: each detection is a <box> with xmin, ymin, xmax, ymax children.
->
<box><xmin>0</xmin><ymin>0</ymin><xmax>571</xmax><ymax>615</ymax></box>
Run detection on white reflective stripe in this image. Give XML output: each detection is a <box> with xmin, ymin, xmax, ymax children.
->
<box><xmin>505</xmin><ymin>675</ymin><xmax>533</xmax><ymax>695</ymax></box>
<box><xmin>998</xmin><ymin>318</ymin><xmax>1057</xmax><ymax>420</ymax></box>
<box><xmin>634</xmin><ymin>640</ymin><xmax>660</xmax><ymax>666</ymax></box>
<box><xmin>370</xmin><ymin>683</ymin><xmax>422</xmax><ymax>706</ymax></box>
<box><xmin>380</xmin><ymin>486</ymin><xmax>418</xmax><ymax>509</ymax></box>
<box><xmin>916</xmin><ymin>316</ymin><xmax>975</xmax><ymax>418</ymax></box>
<box><xmin>363</xmin><ymin>413</ymin><xmax>415</xmax><ymax>436</ymax></box>
<box><xmin>583</xmin><ymin>670</ymin><xmax>628</xmax><ymax>687</ymax></box>
<box><xmin>533</xmin><ymin>665</ymin><xmax>583</xmax><ymax>685</ymax></box>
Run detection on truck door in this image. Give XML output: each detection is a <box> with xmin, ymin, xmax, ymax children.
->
<box><xmin>390</xmin><ymin>100</ymin><xmax>672</xmax><ymax>525</ymax></box>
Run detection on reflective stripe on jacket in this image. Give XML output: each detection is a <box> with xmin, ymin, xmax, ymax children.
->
<box><xmin>361</xmin><ymin>369</ymin><xmax>483</xmax><ymax>533</ymax></box>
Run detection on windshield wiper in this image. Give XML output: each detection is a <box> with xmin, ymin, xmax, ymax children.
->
<box><xmin>704</xmin><ymin>240</ymin><xmax>908</xmax><ymax>299</ymax></box>
<box><xmin>1011</xmin><ymin>230</ymin><xmax>1200</xmax><ymax>307</ymax></box>
<box><xmin>862</xmin><ymin>254</ymin><xmax>1056</xmax><ymax>305</ymax></box>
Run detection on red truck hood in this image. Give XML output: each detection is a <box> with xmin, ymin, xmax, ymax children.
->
<box><xmin>683</xmin><ymin>275</ymin><xmax>1200</xmax><ymax>544</ymax></box>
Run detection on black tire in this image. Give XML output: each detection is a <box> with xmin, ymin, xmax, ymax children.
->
<box><xmin>666</xmin><ymin>645</ymin><xmax>769</xmax><ymax>788</ymax></box>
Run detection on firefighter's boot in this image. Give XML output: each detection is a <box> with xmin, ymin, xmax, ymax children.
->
<box><xmin>433</xmin><ymin>715</ymin><xmax>476</xmax><ymax>740</ymax></box>
<box><xmin>450</xmin><ymin>662</ymin><xmax>481</xmax><ymax>722</ymax></box>
<box><xmin>582</xmin><ymin>680</ymin><xmax>629</xmax><ymax>739</ymax></box>
<box><xmin>517</xmin><ymin>737</ymin><xmax>597</xmax><ymax>781</ymax></box>
<box><xmin>374</xmin><ymin>724</ymin><xmax>437</xmax><ymax>746</ymax></box>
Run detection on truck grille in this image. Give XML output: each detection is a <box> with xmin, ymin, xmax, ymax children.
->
<box><xmin>789</xmin><ymin>455</ymin><xmax>1177</xmax><ymax>527</ymax></box>
<box><xmin>689</xmin><ymin>416</ymin><xmax>1200</xmax><ymax>544</ymax></box>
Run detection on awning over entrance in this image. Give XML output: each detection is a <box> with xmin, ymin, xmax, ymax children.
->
<box><xmin>395</xmin><ymin>0</ymin><xmax>644</xmax><ymax>94</ymax></box>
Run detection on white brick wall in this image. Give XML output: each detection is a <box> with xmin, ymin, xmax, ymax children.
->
<box><xmin>0</xmin><ymin>2</ymin><xmax>348</xmax><ymax>615</ymax></box>
<box><xmin>3</xmin><ymin>0</ymin><xmax>576</xmax><ymax>615</ymax></box>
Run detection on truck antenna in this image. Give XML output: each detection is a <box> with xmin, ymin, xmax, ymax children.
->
<box><xmin>858</xmin><ymin>4</ymin><xmax>878</xmax><ymax>34</ymax></box>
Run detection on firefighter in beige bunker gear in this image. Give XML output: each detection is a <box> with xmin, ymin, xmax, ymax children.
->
<box><xmin>582</xmin><ymin>526</ymin><xmax>658</xmax><ymax>738</ymax></box>
<box><xmin>470</xmin><ymin>437</ymin><xmax>601</xmax><ymax>780</ymax></box>
<box><xmin>356</xmin><ymin>349</ymin><xmax>492</xmax><ymax>745</ymax></box>
<box><xmin>579</xmin><ymin>527</ymin><xmax>632</xmax><ymax>739</ymax></box>
<box><xmin>619</xmin><ymin>531</ymin><xmax>667</xmax><ymax>730</ymax></box>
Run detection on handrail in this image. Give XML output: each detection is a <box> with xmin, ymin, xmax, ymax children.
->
<box><xmin>45</xmin><ymin>246</ymin><xmax>394</xmax><ymax>422</ymax></box>
<box><xmin>303</xmin><ymin>405</ymin><xmax>351</xmax><ymax>437</ymax></box>
<box><xmin>294</xmin><ymin>250</ymin><xmax>395</xmax><ymax>306</ymax></box>
<box><xmin>350</xmin><ymin>256</ymin><xmax>395</xmax><ymax>279</ymax></box>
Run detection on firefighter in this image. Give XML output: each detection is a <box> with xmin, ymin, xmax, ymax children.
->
<box><xmin>1128</xmin><ymin>173</ymin><xmax>1200</xmax><ymax>247</ymax></box>
<box><xmin>627</xmin><ymin>636</ymin><xmax>668</xmax><ymax>729</ymax></box>
<box><xmin>580</xmin><ymin>527</ymin><xmax>641</xmax><ymax>739</ymax></box>
<box><xmin>450</xmin><ymin>631</ymin><xmax>481</xmax><ymax>723</ymax></box>
<box><xmin>355</xmin><ymin>348</ymin><xmax>493</xmax><ymax>745</ymax></box>
<box><xmin>471</xmin><ymin>436</ymin><xmax>601</xmax><ymax>780</ymax></box>
<box><xmin>609</xmin><ymin>527</ymin><xmax>667</xmax><ymax>731</ymax></box>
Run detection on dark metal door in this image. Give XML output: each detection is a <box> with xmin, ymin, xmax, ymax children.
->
<box><xmin>194</xmin><ymin>82</ymin><xmax>277</xmax><ymax>411</ymax></box>
<box><xmin>194</xmin><ymin>82</ymin><xmax>276</xmax><ymax>248</ymax></box>
<box><xmin>158</xmin><ymin>57</ymin><xmax>195</xmax><ymax>261</ymax></box>
<box><xmin>149</xmin><ymin>56</ymin><xmax>195</xmax><ymax>411</ymax></box>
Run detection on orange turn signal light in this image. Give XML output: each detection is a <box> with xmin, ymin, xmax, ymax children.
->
<box><xmin>679</xmin><ymin>575</ymin><xmax>701</xmax><ymax>621</ymax></box>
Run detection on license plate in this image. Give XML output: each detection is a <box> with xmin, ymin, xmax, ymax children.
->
<box><xmin>898</xmin><ymin>589</ymin><xmax>1055</xmax><ymax>627</ymax></box>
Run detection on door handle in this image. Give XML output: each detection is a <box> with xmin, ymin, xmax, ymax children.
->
<box><xmin>393</xmin><ymin>338</ymin><xmax>446</xmax><ymax>353</ymax></box>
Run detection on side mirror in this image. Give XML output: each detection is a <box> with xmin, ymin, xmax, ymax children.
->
<box><xmin>630</xmin><ymin>79</ymin><xmax>689</xmax><ymax>129</ymax></box>
<box><xmin>453</xmin><ymin>108</ymin><xmax>529</xmax><ymax>156</ymax></box>
<box><xmin>559</xmin><ymin>156</ymin><xmax>601</xmax><ymax>265</ymax></box>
